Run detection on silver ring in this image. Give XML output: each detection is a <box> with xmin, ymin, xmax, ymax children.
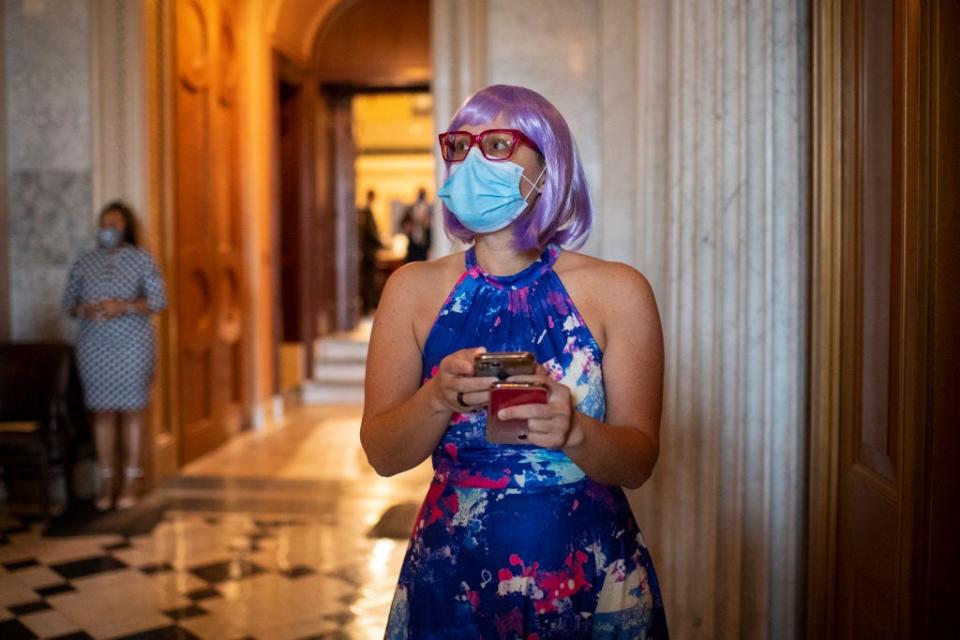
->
<box><xmin>456</xmin><ymin>391</ymin><xmax>470</xmax><ymax>409</ymax></box>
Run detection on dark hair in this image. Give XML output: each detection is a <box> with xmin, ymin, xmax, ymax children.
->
<box><xmin>99</xmin><ymin>200</ymin><xmax>139</xmax><ymax>247</ymax></box>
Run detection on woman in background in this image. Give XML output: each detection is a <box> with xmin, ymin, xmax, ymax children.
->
<box><xmin>63</xmin><ymin>201</ymin><xmax>167</xmax><ymax>511</ymax></box>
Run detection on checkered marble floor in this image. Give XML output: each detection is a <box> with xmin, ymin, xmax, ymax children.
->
<box><xmin>0</xmin><ymin>404</ymin><xmax>432</xmax><ymax>640</ymax></box>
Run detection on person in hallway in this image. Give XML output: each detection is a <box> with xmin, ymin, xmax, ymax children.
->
<box><xmin>400</xmin><ymin>186</ymin><xmax>432</xmax><ymax>262</ymax></box>
<box><xmin>358</xmin><ymin>189</ymin><xmax>385</xmax><ymax>314</ymax></box>
<box><xmin>361</xmin><ymin>85</ymin><xmax>668</xmax><ymax>637</ymax></box>
<box><xmin>63</xmin><ymin>201</ymin><xmax>167</xmax><ymax>511</ymax></box>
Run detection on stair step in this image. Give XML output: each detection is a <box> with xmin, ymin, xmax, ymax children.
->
<box><xmin>313</xmin><ymin>360</ymin><xmax>366</xmax><ymax>383</ymax></box>
<box><xmin>315</xmin><ymin>339</ymin><xmax>369</xmax><ymax>362</ymax></box>
<box><xmin>308</xmin><ymin>319</ymin><xmax>373</xmax><ymax>404</ymax></box>
<box><xmin>302</xmin><ymin>380</ymin><xmax>364</xmax><ymax>405</ymax></box>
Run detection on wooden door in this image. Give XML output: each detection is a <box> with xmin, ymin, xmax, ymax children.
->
<box><xmin>922</xmin><ymin>4</ymin><xmax>960</xmax><ymax>630</ymax></box>
<box><xmin>810</xmin><ymin>0</ymin><xmax>960</xmax><ymax>636</ymax></box>
<box><xmin>274</xmin><ymin>61</ymin><xmax>319</xmax><ymax>377</ymax></box>
<box><xmin>326</xmin><ymin>90</ymin><xmax>359</xmax><ymax>331</ymax></box>
<box><xmin>836</xmin><ymin>1</ymin><xmax>916</xmax><ymax>635</ymax></box>
<box><xmin>277</xmin><ymin>79</ymin><xmax>306</xmax><ymax>346</ymax></box>
<box><xmin>272</xmin><ymin>57</ymin><xmax>339</xmax><ymax>386</ymax></box>
<box><xmin>173</xmin><ymin>0</ymin><xmax>245</xmax><ymax>463</ymax></box>
<box><xmin>311</xmin><ymin>91</ymin><xmax>341</xmax><ymax>339</ymax></box>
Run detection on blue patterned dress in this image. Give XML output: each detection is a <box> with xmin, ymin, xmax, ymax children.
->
<box><xmin>62</xmin><ymin>245</ymin><xmax>167</xmax><ymax>411</ymax></box>
<box><xmin>385</xmin><ymin>244</ymin><xmax>668</xmax><ymax>639</ymax></box>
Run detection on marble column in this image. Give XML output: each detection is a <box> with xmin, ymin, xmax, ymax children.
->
<box><xmin>430</xmin><ymin>0</ymin><xmax>488</xmax><ymax>257</ymax></box>
<box><xmin>3</xmin><ymin>0</ymin><xmax>94</xmax><ymax>341</ymax></box>
<box><xmin>445</xmin><ymin>0</ymin><xmax>809</xmax><ymax>637</ymax></box>
<box><xmin>628</xmin><ymin>1</ymin><xmax>809</xmax><ymax>637</ymax></box>
<box><xmin>91</xmin><ymin>0</ymin><xmax>151</xmax><ymax>230</ymax></box>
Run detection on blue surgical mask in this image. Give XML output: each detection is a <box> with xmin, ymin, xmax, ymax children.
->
<box><xmin>98</xmin><ymin>228</ymin><xmax>121</xmax><ymax>249</ymax></box>
<box><xmin>437</xmin><ymin>148</ymin><xmax>546</xmax><ymax>234</ymax></box>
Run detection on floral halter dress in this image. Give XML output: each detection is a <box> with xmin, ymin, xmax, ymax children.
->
<box><xmin>385</xmin><ymin>243</ymin><xmax>669</xmax><ymax>639</ymax></box>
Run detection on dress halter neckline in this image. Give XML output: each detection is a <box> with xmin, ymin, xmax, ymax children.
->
<box><xmin>465</xmin><ymin>243</ymin><xmax>560</xmax><ymax>288</ymax></box>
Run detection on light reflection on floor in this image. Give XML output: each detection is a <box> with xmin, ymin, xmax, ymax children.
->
<box><xmin>0</xmin><ymin>403</ymin><xmax>432</xmax><ymax>639</ymax></box>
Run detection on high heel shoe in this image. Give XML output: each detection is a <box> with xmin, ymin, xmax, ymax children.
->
<box><xmin>116</xmin><ymin>466</ymin><xmax>144</xmax><ymax>510</ymax></box>
<box><xmin>95</xmin><ymin>466</ymin><xmax>115</xmax><ymax>512</ymax></box>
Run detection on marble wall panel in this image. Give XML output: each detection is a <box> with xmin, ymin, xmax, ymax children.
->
<box><xmin>4</xmin><ymin>0</ymin><xmax>91</xmax><ymax>172</ymax></box>
<box><xmin>485</xmin><ymin>0</ymin><xmax>602</xmax><ymax>255</ymax></box>
<box><xmin>4</xmin><ymin>0</ymin><xmax>94</xmax><ymax>340</ymax></box>
<box><xmin>8</xmin><ymin>169</ymin><xmax>94</xmax><ymax>267</ymax></box>
<box><xmin>8</xmin><ymin>167</ymin><xmax>93</xmax><ymax>340</ymax></box>
<box><xmin>11</xmin><ymin>261</ymin><xmax>79</xmax><ymax>341</ymax></box>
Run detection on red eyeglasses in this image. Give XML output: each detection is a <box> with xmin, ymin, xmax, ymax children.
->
<box><xmin>438</xmin><ymin>129</ymin><xmax>540</xmax><ymax>163</ymax></box>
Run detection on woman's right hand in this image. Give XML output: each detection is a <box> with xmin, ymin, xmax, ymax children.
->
<box><xmin>78</xmin><ymin>301</ymin><xmax>111</xmax><ymax>320</ymax></box>
<box><xmin>430</xmin><ymin>346</ymin><xmax>499</xmax><ymax>413</ymax></box>
<box><xmin>77</xmin><ymin>299</ymin><xmax>126</xmax><ymax>320</ymax></box>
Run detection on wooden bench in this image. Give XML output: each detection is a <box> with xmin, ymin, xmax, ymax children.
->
<box><xmin>0</xmin><ymin>343</ymin><xmax>90</xmax><ymax>527</ymax></box>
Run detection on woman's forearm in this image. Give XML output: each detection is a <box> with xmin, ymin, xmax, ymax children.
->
<box><xmin>129</xmin><ymin>297</ymin><xmax>149</xmax><ymax>314</ymax></box>
<box><xmin>563</xmin><ymin>413</ymin><xmax>659</xmax><ymax>489</ymax></box>
<box><xmin>360</xmin><ymin>377</ymin><xmax>454</xmax><ymax>477</ymax></box>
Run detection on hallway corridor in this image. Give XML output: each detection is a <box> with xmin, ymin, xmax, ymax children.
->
<box><xmin>0</xmin><ymin>405</ymin><xmax>431</xmax><ymax>639</ymax></box>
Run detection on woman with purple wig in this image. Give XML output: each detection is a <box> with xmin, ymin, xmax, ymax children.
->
<box><xmin>361</xmin><ymin>85</ymin><xmax>668</xmax><ymax>638</ymax></box>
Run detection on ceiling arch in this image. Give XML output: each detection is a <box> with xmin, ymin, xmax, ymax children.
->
<box><xmin>266</xmin><ymin>0</ymin><xmax>431</xmax><ymax>85</ymax></box>
<box><xmin>265</xmin><ymin>0</ymin><xmax>343</xmax><ymax>66</ymax></box>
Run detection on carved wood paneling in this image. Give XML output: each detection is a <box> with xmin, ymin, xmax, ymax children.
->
<box><xmin>835</xmin><ymin>0</ymin><xmax>910</xmax><ymax>634</ymax></box>
<box><xmin>810</xmin><ymin>0</ymin><xmax>960</xmax><ymax>634</ymax></box>
<box><xmin>173</xmin><ymin>0</ymin><xmax>245</xmax><ymax>463</ymax></box>
<box><xmin>815</xmin><ymin>0</ymin><xmax>942</xmax><ymax>635</ymax></box>
<box><xmin>923</xmin><ymin>4</ymin><xmax>960</xmax><ymax>632</ymax></box>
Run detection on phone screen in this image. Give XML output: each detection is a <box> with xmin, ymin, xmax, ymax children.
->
<box><xmin>474</xmin><ymin>351</ymin><xmax>536</xmax><ymax>380</ymax></box>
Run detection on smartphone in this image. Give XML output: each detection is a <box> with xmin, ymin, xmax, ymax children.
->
<box><xmin>487</xmin><ymin>381</ymin><xmax>548</xmax><ymax>445</ymax></box>
<box><xmin>474</xmin><ymin>351</ymin><xmax>536</xmax><ymax>380</ymax></box>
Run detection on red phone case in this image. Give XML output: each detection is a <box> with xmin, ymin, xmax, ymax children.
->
<box><xmin>487</xmin><ymin>383</ymin><xmax>548</xmax><ymax>444</ymax></box>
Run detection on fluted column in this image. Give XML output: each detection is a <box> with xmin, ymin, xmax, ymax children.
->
<box><xmin>626</xmin><ymin>1</ymin><xmax>809</xmax><ymax>637</ymax></box>
<box><xmin>430</xmin><ymin>0</ymin><xmax>487</xmax><ymax>256</ymax></box>
<box><xmin>91</xmin><ymin>0</ymin><xmax>150</xmax><ymax>220</ymax></box>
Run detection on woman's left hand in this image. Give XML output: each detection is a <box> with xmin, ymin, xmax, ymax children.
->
<box><xmin>500</xmin><ymin>365</ymin><xmax>585</xmax><ymax>449</ymax></box>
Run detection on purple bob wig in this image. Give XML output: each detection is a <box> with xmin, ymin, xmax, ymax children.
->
<box><xmin>441</xmin><ymin>85</ymin><xmax>593</xmax><ymax>250</ymax></box>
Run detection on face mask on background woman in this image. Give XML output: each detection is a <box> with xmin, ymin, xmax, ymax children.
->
<box><xmin>98</xmin><ymin>227</ymin><xmax>122</xmax><ymax>250</ymax></box>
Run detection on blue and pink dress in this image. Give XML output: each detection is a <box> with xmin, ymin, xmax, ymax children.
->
<box><xmin>385</xmin><ymin>243</ymin><xmax>668</xmax><ymax>639</ymax></box>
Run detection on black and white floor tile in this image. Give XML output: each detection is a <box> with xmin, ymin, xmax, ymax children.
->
<box><xmin>0</xmin><ymin>510</ymin><xmax>406</xmax><ymax>640</ymax></box>
<box><xmin>0</xmin><ymin>403</ymin><xmax>429</xmax><ymax>640</ymax></box>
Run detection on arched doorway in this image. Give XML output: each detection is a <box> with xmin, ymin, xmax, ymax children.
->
<box><xmin>159</xmin><ymin>0</ymin><xmax>432</xmax><ymax>471</ymax></box>
<box><xmin>268</xmin><ymin>0</ymin><xmax>432</xmax><ymax>402</ymax></box>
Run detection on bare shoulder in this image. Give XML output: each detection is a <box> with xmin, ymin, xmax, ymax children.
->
<box><xmin>382</xmin><ymin>252</ymin><xmax>463</xmax><ymax>299</ymax></box>
<box><xmin>379</xmin><ymin>251</ymin><xmax>468</xmax><ymax>349</ymax></box>
<box><xmin>551</xmin><ymin>250</ymin><xmax>657</xmax><ymax>351</ymax></box>
<box><xmin>555</xmin><ymin>250</ymin><xmax>658</xmax><ymax>315</ymax></box>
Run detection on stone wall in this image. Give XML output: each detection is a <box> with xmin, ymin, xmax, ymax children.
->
<box><xmin>3</xmin><ymin>0</ymin><xmax>94</xmax><ymax>341</ymax></box>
